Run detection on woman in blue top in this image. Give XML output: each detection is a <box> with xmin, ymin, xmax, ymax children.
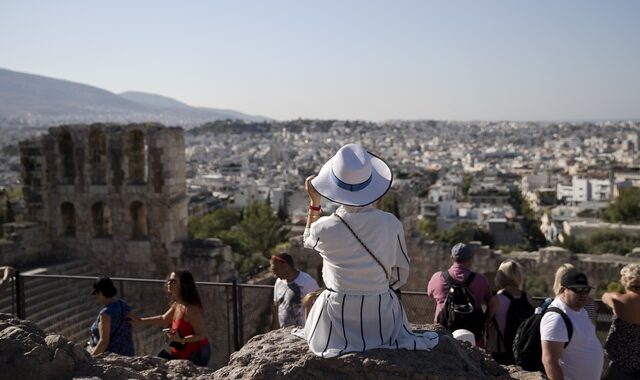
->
<box><xmin>89</xmin><ymin>277</ymin><xmax>135</xmax><ymax>356</ymax></box>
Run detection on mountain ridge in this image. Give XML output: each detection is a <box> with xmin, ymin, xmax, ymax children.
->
<box><xmin>0</xmin><ymin>68</ymin><xmax>271</xmax><ymax>127</ymax></box>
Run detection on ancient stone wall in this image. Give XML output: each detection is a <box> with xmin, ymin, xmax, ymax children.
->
<box><xmin>17</xmin><ymin>123</ymin><xmax>188</xmax><ymax>278</ymax></box>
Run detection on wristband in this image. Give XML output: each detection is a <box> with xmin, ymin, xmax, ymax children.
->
<box><xmin>308</xmin><ymin>204</ymin><xmax>321</xmax><ymax>211</ymax></box>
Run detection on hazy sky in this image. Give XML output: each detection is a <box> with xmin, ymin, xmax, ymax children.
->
<box><xmin>1</xmin><ymin>1</ymin><xmax>639</xmax><ymax>121</ymax></box>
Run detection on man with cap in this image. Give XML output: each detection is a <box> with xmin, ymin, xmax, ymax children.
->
<box><xmin>540</xmin><ymin>269</ymin><xmax>603</xmax><ymax>380</ymax></box>
<box><xmin>426</xmin><ymin>242</ymin><xmax>492</xmax><ymax>346</ymax></box>
<box><xmin>270</xmin><ymin>252</ymin><xmax>319</xmax><ymax>329</ymax></box>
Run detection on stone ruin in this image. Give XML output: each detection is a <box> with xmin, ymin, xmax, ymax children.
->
<box><xmin>3</xmin><ymin>123</ymin><xmax>234</xmax><ymax>280</ymax></box>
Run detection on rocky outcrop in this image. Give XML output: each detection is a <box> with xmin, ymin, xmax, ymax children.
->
<box><xmin>1</xmin><ymin>313</ymin><xmax>541</xmax><ymax>380</ymax></box>
<box><xmin>212</xmin><ymin>326</ymin><xmax>543</xmax><ymax>380</ymax></box>
<box><xmin>0</xmin><ymin>313</ymin><xmax>215</xmax><ymax>380</ymax></box>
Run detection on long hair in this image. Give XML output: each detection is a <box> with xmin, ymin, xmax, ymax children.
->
<box><xmin>173</xmin><ymin>269</ymin><xmax>203</xmax><ymax>308</ymax></box>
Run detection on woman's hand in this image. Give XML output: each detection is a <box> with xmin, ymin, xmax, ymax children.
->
<box><xmin>305</xmin><ymin>175</ymin><xmax>321</xmax><ymax>206</ymax></box>
<box><xmin>166</xmin><ymin>329</ymin><xmax>182</xmax><ymax>343</ymax></box>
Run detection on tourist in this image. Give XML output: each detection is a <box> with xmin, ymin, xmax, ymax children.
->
<box><xmin>602</xmin><ymin>263</ymin><xmax>640</xmax><ymax>379</ymax></box>
<box><xmin>270</xmin><ymin>252</ymin><xmax>319</xmax><ymax>329</ymax></box>
<box><xmin>485</xmin><ymin>260</ymin><xmax>534</xmax><ymax>364</ymax></box>
<box><xmin>89</xmin><ymin>277</ymin><xmax>135</xmax><ymax>356</ymax></box>
<box><xmin>135</xmin><ymin>270</ymin><xmax>210</xmax><ymax>366</ymax></box>
<box><xmin>302</xmin><ymin>143</ymin><xmax>438</xmax><ymax>358</ymax></box>
<box><xmin>540</xmin><ymin>270</ymin><xmax>603</xmax><ymax>380</ymax></box>
<box><xmin>550</xmin><ymin>263</ymin><xmax>596</xmax><ymax>323</ymax></box>
<box><xmin>426</xmin><ymin>242</ymin><xmax>492</xmax><ymax>347</ymax></box>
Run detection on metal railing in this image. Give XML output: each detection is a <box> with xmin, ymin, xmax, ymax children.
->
<box><xmin>0</xmin><ymin>272</ymin><xmax>614</xmax><ymax>367</ymax></box>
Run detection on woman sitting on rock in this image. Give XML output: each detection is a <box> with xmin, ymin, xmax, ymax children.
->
<box><xmin>89</xmin><ymin>277</ymin><xmax>135</xmax><ymax>356</ymax></box>
<box><xmin>136</xmin><ymin>270</ymin><xmax>210</xmax><ymax>366</ymax></box>
<box><xmin>302</xmin><ymin>143</ymin><xmax>439</xmax><ymax>358</ymax></box>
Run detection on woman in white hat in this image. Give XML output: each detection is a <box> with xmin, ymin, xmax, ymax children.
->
<box><xmin>302</xmin><ymin>143</ymin><xmax>439</xmax><ymax>358</ymax></box>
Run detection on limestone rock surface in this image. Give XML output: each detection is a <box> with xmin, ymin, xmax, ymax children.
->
<box><xmin>211</xmin><ymin>326</ymin><xmax>543</xmax><ymax>380</ymax></box>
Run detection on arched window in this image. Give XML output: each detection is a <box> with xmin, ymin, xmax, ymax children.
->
<box><xmin>59</xmin><ymin>131</ymin><xmax>75</xmax><ymax>184</ymax></box>
<box><xmin>89</xmin><ymin>129</ymin><xmax>107</xmax><ymax>185</ymax></box>
<box><xmin>130</xmin><ymin>201</ymin><xmax>148</xmax><ymax>239</ymax></box>
<box><xmin>127</xmin><ymin>130</ymin><xmax>147</xmax><ymax>184</ymax></box>
<box><xmin>60</xmin><ymin>202</ymin><xmax>76</xmax><ymax>237</ymax></box>
<box><xmin>92</xmin><ymin>202</ymin><xmax>112</xmax><ymax>237</ymax></box>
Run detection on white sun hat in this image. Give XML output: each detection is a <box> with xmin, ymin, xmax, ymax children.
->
<box><xmin>310</xmin><ymin>143</ymin><xmax>393</xmax><ymax>207</ymax></box>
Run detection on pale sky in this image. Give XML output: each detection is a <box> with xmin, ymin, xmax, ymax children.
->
<box><xmin>1</xmin><ymin>1</ymin><xmax>639</xmax><ymax>122</ymax></box>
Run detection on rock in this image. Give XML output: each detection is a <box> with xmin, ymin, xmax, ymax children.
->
<box><xmin>212</xmin><ymin>326</ymin><xmax>545</xmax><ymax>380</ymax></box>
<box><xmin>0</xmin><ymin>313</ymin><xmax>544</xmax><ymax>380</ymax></box>
<box><xmin>0</xmin><ymin>313</ymin><xmax>215</xmax><ymax>380</ymax></box>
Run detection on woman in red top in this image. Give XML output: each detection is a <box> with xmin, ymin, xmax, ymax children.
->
<box><xmin>136</xmin><ymin>270</ymin><xmax>210</xmax><ymax>366</ymax></box>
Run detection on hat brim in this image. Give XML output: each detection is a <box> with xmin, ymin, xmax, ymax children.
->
<box><xmin>311</xmin><ymin>151</ymin><xmax>392</xmax><ymax>207</ymax></box>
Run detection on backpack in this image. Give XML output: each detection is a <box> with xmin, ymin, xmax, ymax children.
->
<box><xmin>437</xmin><ymin>271</ymin><xmax>485</xmax><ymax>338</ymax></box>
<box><xmin>512</xmin><ymin>304</ymin><xmax>573</xmax><ymax>372</ymax></box>
<box><xmin>493</xmin><ymin>291</ymin><xmax>535</xmax><ymax>364</ymax></box>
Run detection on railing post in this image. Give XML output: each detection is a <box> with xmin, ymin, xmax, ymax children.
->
<box><xmin>237</xmin><ymin>283</ymin><xmax>244</xmax><ymax>344</ymax></box>
<box><xmin>15</xmin><ymin>270</ymin><xmax>25</xmax><ymax>319</ymax></box>
<box><xmin>231</xmin><ymin>279</ymin><xmax>240</xmax><ymax>351</ymax></box>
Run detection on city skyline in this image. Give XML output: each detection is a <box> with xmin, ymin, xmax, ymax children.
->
<box><xmin>1</xmin><ymin>0</ymin><xmax>639</xmax><ymax>122</ymax></box>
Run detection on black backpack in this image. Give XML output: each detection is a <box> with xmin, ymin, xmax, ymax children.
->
<box><xmin>493</xmin><ymin>291</ymin><xmax>535</xmax><ymax>364</ymax></box>
<box><xmin>437</xmin><ymin>271</ymin><xmax>485</xmax><ymax>338</ymax></box>
<box><xmin>512</xmin><ymin>304</ymin><xmax>573</xmax><ymax>372</ymax></box>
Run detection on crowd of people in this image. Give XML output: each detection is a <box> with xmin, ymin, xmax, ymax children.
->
<box><xmin>2</xmin><ymin>143</ymin><xmax>640</xmax><ymax>379</ymax></box>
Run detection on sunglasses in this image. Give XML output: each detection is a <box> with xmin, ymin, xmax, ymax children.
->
<box><xmin>568</xmin><ymin>287</ymin><xmax>591</xmax><ymax>294</ymax></box>
<box><xmin>166</xmin><ymin>279</ymin><xmax>177</xmax><ymax>284</ymax></box>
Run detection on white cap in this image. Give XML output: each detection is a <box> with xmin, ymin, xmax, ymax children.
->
<box><xmin>452</xmin><ymin>329</ymin><xmax>476</xmax><ymax>346</ymax></box>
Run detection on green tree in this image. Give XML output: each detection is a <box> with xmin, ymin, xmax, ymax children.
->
<box><xmin>433</xmin><ymin>222</ymin><xmax>495</xmax><ymax>247</ymax></box>
<box><xmin>462</xmin><ymin>175</ymin><xmax>473</xmax><ymax>198</ymax></box>
<box><xmin>188</xmin><ymin>208</ymin><xmax>241</xmax><ymax>239</ymax></box>
<box><xmin>509</xmin><ymin>189</ymin><xmax>546</xmax><ymax>250</ymax></box>
<box><xmin>378</xmin><ymin>192</ymin><xmax>401</xmax><ymax>219</ymax></box>
<box><xmin>236</xmin><ymin>201</ymin><xmax>290</xmax><ymax>257</ymax></box>
<box><xmin>604</xmin><ymin>188</ymin><xmax>640</xmax><ymax>224</ymax></box>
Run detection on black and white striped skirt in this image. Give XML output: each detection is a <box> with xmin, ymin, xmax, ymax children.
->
<box><xmin>303</xmin><ymin>288</ymin><xmax>439</xmax><ymax>358</ymax></box>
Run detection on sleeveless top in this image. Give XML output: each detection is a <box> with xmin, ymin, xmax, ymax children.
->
<box><xmin>90</xmin><ymin>299</ymin><xmax>135</xmax><ymax>356</ymax></box>
<box><xmin>605</xmin><ymin>315</ymin><xmax>640</xmax><ymax>371</ymax></box>
<box><xmin>170</xmin><ymin>305</ymin><xmax>209</xmax><ymax>359</ymax></box>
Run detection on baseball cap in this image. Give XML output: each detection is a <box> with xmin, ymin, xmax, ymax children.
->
<box><xmin>271</xmin><ymin>253</ymin><xmax>294</xmax><ymax>267</ymax></box>
<box><xmin>561</xmin><ymin>270</ymin><xmax>592</xmax><ymax>289</ymax></box>
<box><xmin>451</xmin><ymin>243</ymin><xmax>473</xmax><ymax>261</ymax></box>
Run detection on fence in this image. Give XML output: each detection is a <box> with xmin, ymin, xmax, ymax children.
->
<box><xmin>1</xmin><ymin>272</ymin><xmax>614</xmax><ymax>369</ymax></box>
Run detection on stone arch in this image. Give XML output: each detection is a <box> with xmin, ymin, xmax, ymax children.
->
<box><xmin>89</xmin><ymin>129</ymin><xmax>107</xmax><ymax>185</ymax></box>
<box><xmin>130</xmin><ymin>201</ymin><xmax>148</xmax><ymax>239</ymax></box>
<box><xmin>59</xmin><ymin>130</ymin><xmax>75</xmax><ymax>184</ymax></box>
<box><xmin>92</xmin><ymin>201</ymin><xmax>112</xmax><ymax>237</ymax></box>
<box><xmin>127</xmin><ymin>129</ymin><xmax>147</xmax><ymax>184</ymax></box>
<box><xmin>60</xmin><ymin>202</ymin><xmax>76</xmax><ymax>237</ymax></box>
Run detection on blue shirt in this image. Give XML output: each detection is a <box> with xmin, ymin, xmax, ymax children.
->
<box><xmin>90</xmin><ymin>299</ymin><xmax>135</xmax><ymax>356</ymax></box>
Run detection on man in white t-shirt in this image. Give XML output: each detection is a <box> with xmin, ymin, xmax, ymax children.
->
<box><xmin>270</xmin><ymin>253</ymin><xmax>319</xmax><ymax>329</ymax></box>
<box><xmin>540</xmin><ymin>270</ymin><xmax>603</xmax><ymax>380</ymax></box>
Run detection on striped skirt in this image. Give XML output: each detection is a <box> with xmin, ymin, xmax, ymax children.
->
<box><xmin>303</xmin><ymin>288</ymin><xmax>439</xmax><ymax>358</ymax></box>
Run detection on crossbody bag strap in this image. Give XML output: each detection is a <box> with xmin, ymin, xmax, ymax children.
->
<box><xmin>334</xmin><ymin>213</ymin><xmax>389</xmax><ymax>280</ymax></box>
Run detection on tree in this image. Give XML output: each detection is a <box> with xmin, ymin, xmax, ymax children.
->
<box><xmin>237</xmin><ymin>201</ymin><xmax>290</xmax><ymax>257</ymax></box>
<box><xmin>188</xmin><ymin>208</ymin><xmax>241</xmax><ymax>239</ymax></box>
<box><xmin>378</xmin><ymin>192</ymin><xmax>400</xmax><ymax>219</ymax></box>
<box><xmin>433</xmin><ymin>222</ymin><xmax>495</xmax><ymax>247</ymax></box>
<box><xmin>604</xmin><ymin>188</ymin><xmax>640</xmax><ymax>224</ymax></box>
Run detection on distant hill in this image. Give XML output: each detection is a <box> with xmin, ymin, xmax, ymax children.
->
<box><xmin>0</xmin><ymin>68</ymin><xmax>271</xmax><ymax>127</ymax></box>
